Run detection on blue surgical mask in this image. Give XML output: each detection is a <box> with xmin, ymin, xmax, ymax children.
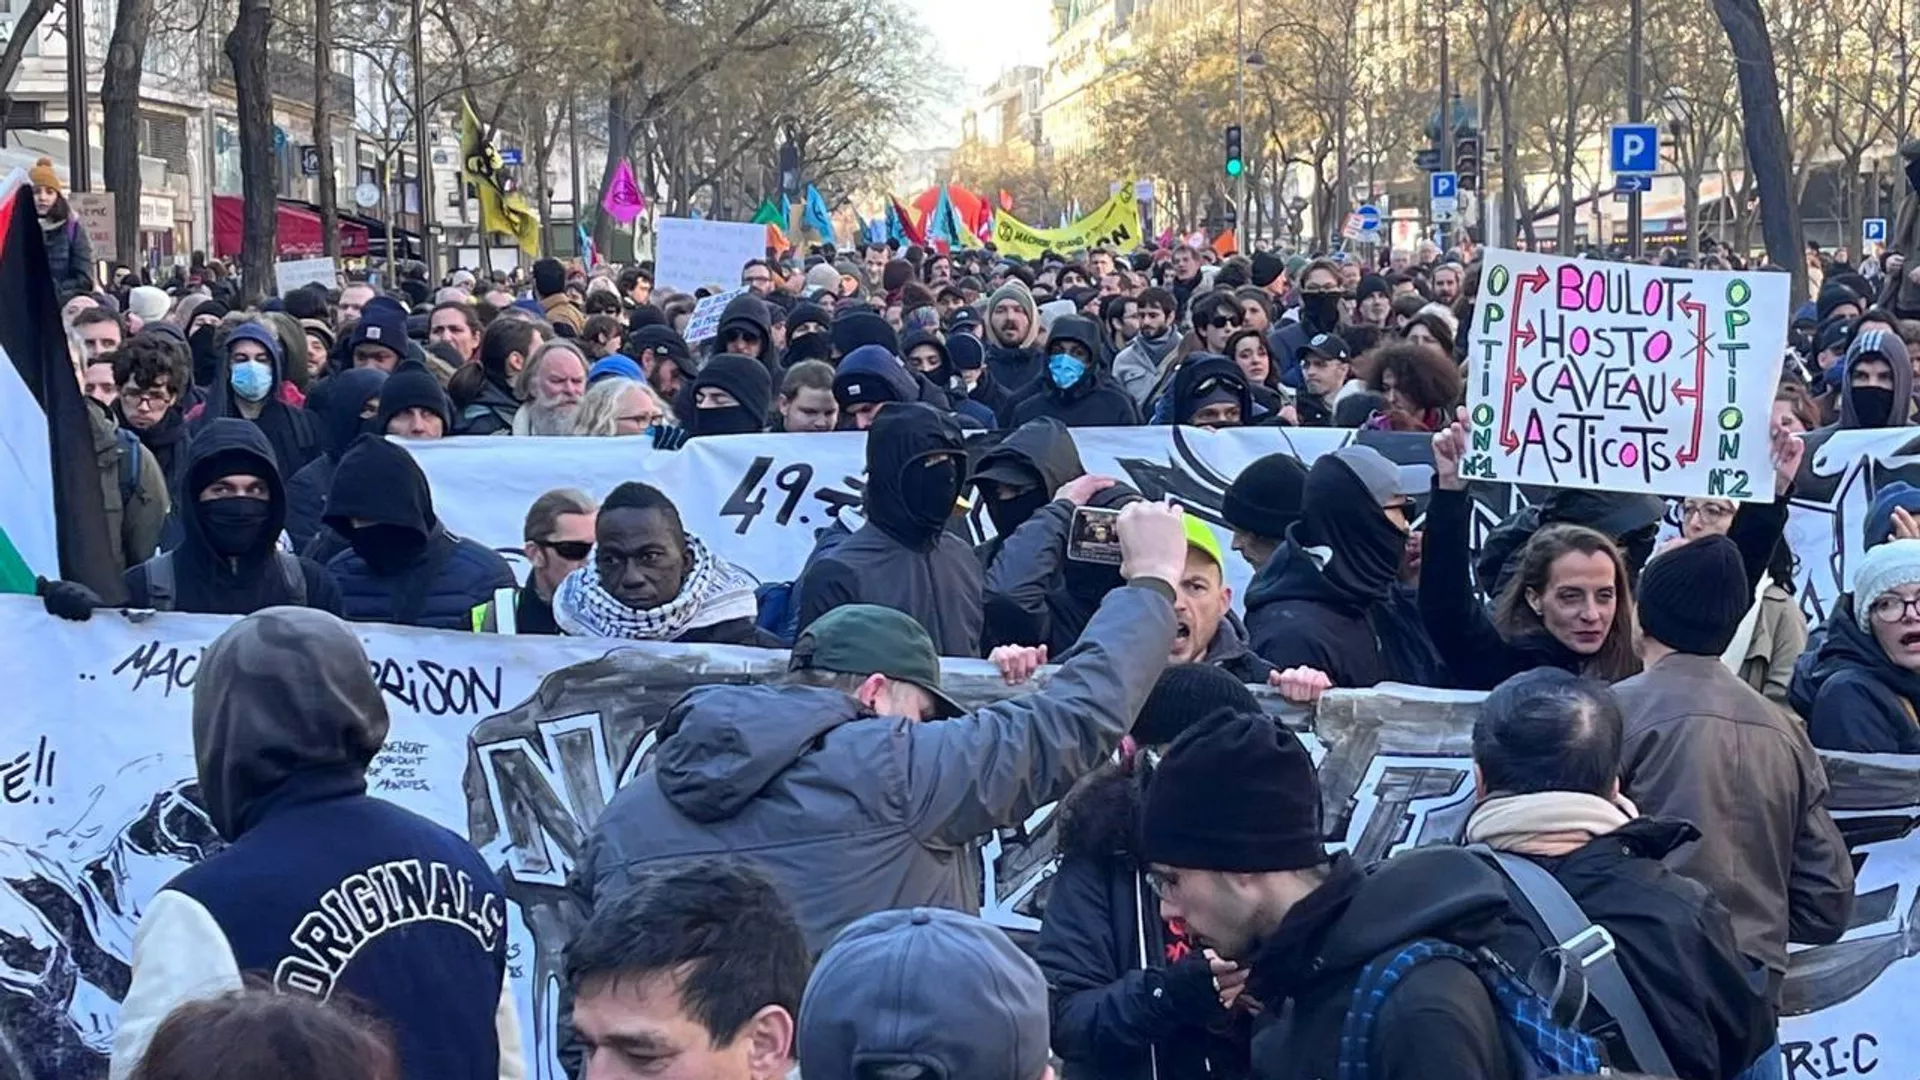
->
<box><xmin>229</xmin><ymin>359</ymin><xmax>274</xmax><ymax>403</ymax></box>
<box><xmin>1048</xmin><ymin>352</ymin><xmax>1087</xmax><ymax>389</ymax></box>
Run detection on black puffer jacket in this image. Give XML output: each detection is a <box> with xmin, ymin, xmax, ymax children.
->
<box><xmin>1008</xmin><ymin>317</ymin><xmax>1142</xmax><ymax>428</ymax></box>
<box><xmin>1480</xmin><ymin>819</ymin><xmax>1775</xmax><ymax>1080</ymax></box>
<box><xmin>1037</xmin><ymin>766</ymin><xmax>1252</xmax><ymax>1080</ymax></box>
<box><xmin>1790</xmin><ymin>593</ymin><xmax>1920</xmax><ymax>753</ymax></box>
<box><xmin>322</xmin><ymin>434</ymin><xmax>515</xmax><ymax>630</ymax></box>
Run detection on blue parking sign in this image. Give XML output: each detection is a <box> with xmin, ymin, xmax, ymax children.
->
<box><xmin>1865</xmin><ymin>218</ymin><xmax>1888</xmax><ymax>244</ymax></box>
<box><xmin>1430</xmin><ymin>172</ymin><xmax>1458</xmax><ymax>201</ymax></box>
<box><xmin>1610</xmin><ymin>123</ymin><xmax>1659</xmax><ymax>174</ymax></box>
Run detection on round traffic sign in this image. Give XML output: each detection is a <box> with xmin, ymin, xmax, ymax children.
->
<box><xmin>354</xmin><ymin>182</ymin><xmax>381</xmax><ymax>210</ymax></box>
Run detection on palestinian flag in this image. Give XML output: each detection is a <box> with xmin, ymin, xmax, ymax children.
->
<box><xmin>0</xmin><ymin>171</ymin><xmax>125</xmax><ymax>601</ymax></box>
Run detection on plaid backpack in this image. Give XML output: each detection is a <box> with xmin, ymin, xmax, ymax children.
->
<box><xmin>1337</xmin><ymin>938</ymin><xmax>1603</xmax><ymax>1080</ymax></box>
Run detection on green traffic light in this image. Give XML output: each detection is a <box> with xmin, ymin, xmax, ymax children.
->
<box><xmin>1226</xmin><ymin>159</ymin><xmax>1244</xmax><ymax>177</ymax></box>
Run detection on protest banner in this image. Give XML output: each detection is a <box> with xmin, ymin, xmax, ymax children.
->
<box><xmin>273</xmin><ymin>255</ymin><xmax>338</xmax><ymax>296</ymax></box>
<box><xmin>1463</xmin><ymin>250</ymin><xmax>1788</xmax><ymax>500</ymax></box>
<box><xmin>0</xmin><ymin>595</ymin><xmax>1909</xmax><ymax>1080</ymax></box>
<box><xmin>991</xmin><ymin>187</ymin><xmax>1141</xmax><ymax>261</ymax></box>
<box><xmin>652</xmin><ymin>218</ymin><xmax>766</xmax><ymax>294</ymax></box>
<box><xmin>682</xmin><ymin>286</ymin><xmax>749</xmax><ymax>343</ymax></box>
<box><xmin>66</xmin><ymin>193</ymin><xmax>117</xmax><ymax>263</ymax></box>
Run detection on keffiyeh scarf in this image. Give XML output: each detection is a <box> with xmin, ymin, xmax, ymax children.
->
<box><xmin>553</xmin><ymin>535</ymin><xmax>759</xmax><ymax>640</ymax></box>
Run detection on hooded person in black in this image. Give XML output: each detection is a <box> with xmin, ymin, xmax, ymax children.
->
<box><xmin>1244</xmin><ymin>446</ymin><xmax>1442</xmax><ymax>688</ymax></box>
<box><xmin>903</xmin><ymin>328</ymin><xmax>996</xmax><ymax>429</ymax></box>
<box><xmin>284</xmin><ymin>367</ymin><xmax>387</xmax><ymax>554</ymax></box>
<box><xmin>122</xmin><ymin>418</ymin><xmax>343</xmax><ymax>616</ymax></box>
<box><xmin>713</xmin><ymin>292</ymin><xmax>777</xmax><ymax>370</ymax></box>
<box><xmin>1167</xmin><ymin>353</ymin><xmax>1254</xmax><ymax>428</ymax></box>
<box><xmin>186</xmin><ymin>300</ymin><xmax>230</xmax><ymax>389</ymax></box>
<box><xmin>196</xmin><ymin>320</ymin><xmax>319</xmax><ymax>477</ymax></box>
<box><xmin>683</xmin><ymin>353</ymin><xmax>772</xmax><ymax>437</ymax></box>
<box><xmin>1009</xmin><ymin>314</ymin><xmax>1142</xmax><ymax>428</ymax></box>
<box><xmin>970</xmin><ymin>417</ymin><xmax>1087</xmax><ymax>570</ymax></box>
<box><xmin>794</xmin><ymin>402</ymin><xmax>983</xmax><ymax>656</ymax></box>
<box><xmin>948</xmin><ymin>332</ymin><xmax>1014</xmax><ymax>423</ymax></box>
<box><xmin>983</xmin><ymin>481</ymin><xmax>1137</xmax><ymax>654</ymax></box>
<box><xmin>322</xmin><ymin>434</ymin><xmax>515</xmax><ymax>630</ymax></box>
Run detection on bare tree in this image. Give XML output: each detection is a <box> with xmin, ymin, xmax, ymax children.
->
<box><xmin>313</xmin><ymin>0</ymin><xmax>338</xmax><ymax>257</ymax></box>
<box><xmin>100</xmin><ymin>0</ymin><xmax>158</xmax><ymax>260</ymax></box>
<box><xmin>1713</xmin><ymin>0</ymin><xmax>1808</xmax><ymax>302</ymax></box>
<box><xmin>226</xmin><ymin>0</ymin><xmax>275</xmax><ymax>302</ymax></box>
<box><xmin>0</xmin><ymin>0</ymin><xmax>59</xmax><ymax>147</ymax></box>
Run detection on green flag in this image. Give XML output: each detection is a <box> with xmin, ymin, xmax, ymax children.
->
<box><xmin>751</xmin><ymin>199</ymin><xmax>787</xmax><ymax>228</ymax></box>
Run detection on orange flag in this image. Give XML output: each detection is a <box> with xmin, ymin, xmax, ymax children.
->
<box><xmin>1211</xmin><ymin>230</ymin><xmax>1238</xmax><ymax>258</ymax></box>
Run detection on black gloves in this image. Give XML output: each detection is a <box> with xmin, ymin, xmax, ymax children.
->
<box><xmin>1155</xmin><ymin>952</ymin><xmax>1227</xmax><ymax>1023</ymax></box>
<box><xmin>650</xmin><ymin>422</ymin><xmax>690</xmax><ymax>451</ymax></box>
<box><xmin>36</xmin><ymin>578</ymin><xmax>102</xmax><ymax>622</ymax></box>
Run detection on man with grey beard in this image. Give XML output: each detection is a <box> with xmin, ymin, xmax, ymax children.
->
<box><xmin>511</xmin><ymin>341</ymin><xmax>589</xmax><ymax>436</ymax></box>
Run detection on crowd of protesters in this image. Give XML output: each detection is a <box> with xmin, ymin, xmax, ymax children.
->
<box><xmin>27</xmin><ymin>148</ymin><xmax>1920</xmax><ymax>1080</ymax></box>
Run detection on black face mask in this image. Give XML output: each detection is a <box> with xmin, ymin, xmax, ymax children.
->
<box><xmin>351</xmin><ymin>523</ymin><xmax>428</xmax><ymax>575</ymax></box>
<box><xmin>901</xmin><ymin>456</ymin><xmax>961</xmax><ymax>535</ymax></box>
<box><xmin>690</xmin><ymin>405</ymin><xmax>764</xmax><ymax>437</ymax></box>
<box><xmin>785</xmin><ymin>333</ymin><xmax>834</xmax><ymax>364</ymax></box>
<box><xmin>985</xmin><ymin>487</ymin><xmax>1051</xmax><ymax>537</ymax></box>
<box><xmin>199</xmin><ymin>496</ymin><xmax>272</xmax><ymax>557</ymax></box>
<box><xmin>1852</xmin><ymin>385</ymin><xmax>1896</xmax><ymax>428</ymax></box>
<box><xmin>189</xmin><ymin>326</ymin><xmax>222</xmax><ymax>386</ymax></box>
<box><xmin>1301</xmin><ymin>293</ymin><xmax>1342</xmax><ymax>329</ymax></box>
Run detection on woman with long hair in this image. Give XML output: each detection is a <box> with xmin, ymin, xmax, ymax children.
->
<box><xmin>572</xmin><ymin>376</ymin><xmax>675</xmax><ymax>436</ymax></box>
<box><xmin>29</xmin><ymin>156</ymin><xmax>95</xmax><ymax>300</ymax></box>
<box><xmin>1223</xmin><ymin>327</ymin><xmax>1289</xmax><ymax>417</ymax></box>
<box><xmin>1421</xmin><ymin>410</ymin><xmax>1641</xmax><ymax>688</ymax></box>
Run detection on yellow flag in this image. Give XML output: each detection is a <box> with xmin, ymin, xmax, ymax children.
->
<box><xmin>991</xmin><ymin>187</ymin><xmax>1141</xmax><ymax>261</ymax></box>
<box><xmin>459</xmin><ymin>97</ymin><xmax>542</xmax><ymax>255</ymax></box>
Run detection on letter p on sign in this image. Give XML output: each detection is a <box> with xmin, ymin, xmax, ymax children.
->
<box><xmin>1611</xmin><ymin>123</ymin><xmax>1659</xmax><ymax>175</ymax></box>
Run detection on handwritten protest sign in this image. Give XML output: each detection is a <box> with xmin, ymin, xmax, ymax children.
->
<box><xmin>1463</xmin><ymin>250</ymin><xmax>1788</xmax><ymax>500</ymax></box>
<box><xmin>274</xmin><ymin>256</ymin><xmax>338</xmax><ymax>296</ymax></box>
<box><xmin>683</xmin><ymin>286</ymin><xmax>749</xmax><ymax>343</ymax></box>
<box><xmin>653</xmin><ymin>217</ymin><xmax>766</xmax><ymax>294</ymax></box>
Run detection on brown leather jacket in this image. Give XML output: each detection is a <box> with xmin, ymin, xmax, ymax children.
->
<box><xmin>1615</xmin><ymin>651</ymin><xmax>1854</xmax><ymax>990</ymax></box>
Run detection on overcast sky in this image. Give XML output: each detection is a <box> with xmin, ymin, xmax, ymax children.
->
<box><xmin>901</xmin><ymin>0</ymin><xmax>1050</xmax><ymax>149</ymax></box>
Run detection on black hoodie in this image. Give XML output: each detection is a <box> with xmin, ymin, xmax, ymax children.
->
<box><xmin>1244</xmin><ymin>455</ymin><xmax>1442</xmax><ymax>688</ymax></box>
<box><xmin>321</xmin><ymin>434</ymin><xmax>514</xmax><ymax>630</ymax></box>
<box><xmin>1009</xmin><ymin>315</ymin><xmax>1142</xmax><ymax>428</ymax></box>
<box><xmin>971</xmin><ymin>416</ymin><xmax>1087</xmax><ymax>557</ymax></box>
<box><xmin>714</xmin><ymin>293</ymin><xmax>777</xmax><ymax>372</ymax></box>
<box><xmin>795</xmin><ymin>403</ymin><xmax>983</xmax><ymax>656</ymax></box>
<box><xmin>285</xmin><ymin>367</ymin><xmax>388</xmax><ymax>553</ymax></box>
<box><xmin>194</xmin><ymin>323</ymin><xmax>319</xmax><ymax>478</ymax></box>
<box><xmin>1168</xmin><ymin>354</ymin><xmax>1253</xmax><ymax>427</ymax></box>
<box><xmin>123</xmin><ymin>418</ymin><xmax>342</xmax><ymax>615</ymax></box>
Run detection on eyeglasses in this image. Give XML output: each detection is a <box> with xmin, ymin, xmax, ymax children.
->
<box><xmin>121</xmin><ymin>387</ymin><xmax>174</xmax><ymax>409</ymax></box>
<box><xmin>536</xmin><ymin>538</ymin><xmax>593</xmax><ymax>561</ymax></box>
<box><xmin>1681</xmin><ymin>501</ymin><xmax>1735</xmax><ymax>523</ymax></box>
<box><xmin>619</xmin><ymin>413</ymin><xmax>662</xmax><ymax>428</ymax></box>
<box><xmin>1869</xmin><ymin>594</ymin><xmax>1920</xmax><ymax>624</ymax></box>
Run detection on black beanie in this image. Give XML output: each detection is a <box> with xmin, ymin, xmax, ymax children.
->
<box><xmin>375</xmin><ymin>363</ymin><xmax>453</xmax><ymax>433</ymax></box>
<box><xmin>1135</xmin><ymin>664</ymin><xmax>1260</xmax><ymax>747</ymax></box>
<box><xmin>1816</xmin><ymin>282</ymin><xmax>1861</xmax><ymax>323</ymax></box>
<box><xmin>691</xmin><ymin>353</ymin><xmax>773</xmax><ymax>420</ymax></box>
<box><xmin>1222</xmin><ymin>453</ymin><xmax>1309</xmax><ymax>541</ymax></box>
<box><xmin>1140</xmin><ymin>710</ymin><xmax>1325</xmax><ymax>872</ymax></box>
<box><xmin>1250</xmin><ymin>251</ymin><xmax>1284</xmax><ymax>288</ymax></box>
<box><xmin>947</xmin><ymin>333</ymin><xmax>986</xmax><ymax>371</ymax></box>
<box><xmin>833</xmin><ymin>310</ymin><xmax>899</xmax><ymax>359</ymax></box>
<box><xmin>1637</xmin><ymin>534</ymin><xmax>1751</xmax><ymax>655</ymax></box>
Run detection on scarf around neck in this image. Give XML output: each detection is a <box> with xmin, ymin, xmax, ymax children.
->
<box><xmin>552</xmin><ymin>534</ymin><xmax>758</xmax><ymax>641</ymax></box>
<box><xmin>1463</xmin><ymin>791</ymin><xmax>1639</xmax><ymax>857</ymax></box>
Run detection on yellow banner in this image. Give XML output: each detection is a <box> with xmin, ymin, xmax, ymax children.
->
<box><xmin>992</xmin><ymin>188</ymin><xmax>1142</xmax><ymax>259</ymax></box>
<box><xmin>460</xmin><ymin>98</ymin><xmax>542</xmax><ymax>255</ymax></box>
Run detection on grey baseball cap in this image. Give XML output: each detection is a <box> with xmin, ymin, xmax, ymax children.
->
<box><xmin>1330</xmin><ymin>444</ymin><xmax>1406</xmax><ymax>507</ymax></box>
<box><xmin>798</xmin><ymin>907</ymin><xmax>1048</xmax><ymax>1080</ymax></box>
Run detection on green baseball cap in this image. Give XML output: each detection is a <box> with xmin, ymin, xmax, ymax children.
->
<box><xmin>790</xmin><ymin>605</ymin><xmax>965</xmax><ymax>719</ymax></box>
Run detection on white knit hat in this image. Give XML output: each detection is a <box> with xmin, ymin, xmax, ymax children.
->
<box><xmin>127</xmin><ymin>285</ymin><xmax>170</xmax><ymax>322</ymax></box>
<box><xmin>1851</xmin><ymin>539</ymin><xmax>1920</xmax><ymax>629</ymax></box>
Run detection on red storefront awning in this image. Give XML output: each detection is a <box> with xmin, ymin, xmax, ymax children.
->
<box><xmin>212</xmin><ymin>195</ymin><xmax>369</xmax><ymax>259</ymax></box>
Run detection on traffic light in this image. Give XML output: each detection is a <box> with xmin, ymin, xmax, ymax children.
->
<box><xmin>1224</xmin><ymin>125</ymin><xmax>1244</xmax><ymax>177</ymax></box>
<box><xmin>1455</xmin><ymin>134</ymin><xmax>1480</xmax><ymax>191</ymax></box>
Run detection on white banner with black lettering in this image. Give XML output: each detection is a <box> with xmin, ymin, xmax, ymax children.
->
<box><xmin>406</xmin><ymin>425</ymin><xmax>1920</xmax><ymax>632</ymax></box>
<box><xmin>0</xmin><ymin>596</ymin><xmax>1914</xmax><ymax>1079</ymax></box>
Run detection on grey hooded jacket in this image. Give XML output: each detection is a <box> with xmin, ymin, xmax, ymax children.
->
<box><xmin>571</xmin><ymin>580</ymin><xmax>1178</xmax><ymax>954</ymax></box>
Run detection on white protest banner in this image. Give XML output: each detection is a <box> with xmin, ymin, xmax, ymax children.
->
<box><xmin>0</xmin><ymin>596</ymin><xmax>1911</xmax><ymax>1080</ymax></box>
<box><xmin>67</xmin><ymin>192</ymin><xmax>118</xmax><ymax>263</ymax></box>
<box><xmin>274</xmin><ymin>255</ymin><xmax>338</xmax><ymax>296</ymax></box>
<box><xmin>1463</xmin><ymin>250</ymin><xmax>1788</xmax><ymax>500</ymax></box>
<box><xmin>683</xmin><ymin>286</ymin><xmax>749</xmax><ymax>343</ymax></box>
<box><xmin>652</xmin><ymin>218</ymin><xmax>766</xmax><ymax>294</ymax></box>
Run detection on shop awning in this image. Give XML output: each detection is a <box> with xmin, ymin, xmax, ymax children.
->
<box><xmin>212</xmin><ymin>195</ymin><xmax>369</xmax><ymax>258</ymax></box>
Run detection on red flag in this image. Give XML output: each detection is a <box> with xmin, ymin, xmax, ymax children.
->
<box><xmin>999</xmin><ymin>189</ymin><xmax>1014</xmax><ymax>212</ymax></box>
<box><xmin>889</xmin><ymin>195</ymin><xmax>926</xmax><ymax>246</ymax></box>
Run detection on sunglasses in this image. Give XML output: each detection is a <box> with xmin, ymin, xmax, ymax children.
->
<box><xmin>1208</xmin><ymin>316</ymin><xmax>1242</xmax><ymax>330</ymax></box>
<box><xmin>537</xmin><ymin>538</ymin><xmax>593</xmax><ymax>561</ymax></box>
